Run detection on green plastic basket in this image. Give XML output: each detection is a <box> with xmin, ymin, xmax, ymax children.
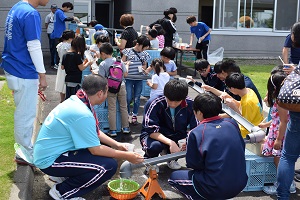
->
<box><xmin>108</xmin><ymin>179</ymin><xmax>140</xmax><ymax>199</ymax></box>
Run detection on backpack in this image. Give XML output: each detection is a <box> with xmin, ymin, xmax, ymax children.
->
<box><xmin>107</xmin><ymin>59</ymin><xmax>123</xmax><ymax>93</ymax></box>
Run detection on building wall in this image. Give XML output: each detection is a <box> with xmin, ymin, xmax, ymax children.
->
<box><xmin>131</xmin><ymin>0</ymin><xmax>198</xmax><ymax>44</ymax></box>
<box><xmin>210</xmin><ymin>34</ymin><xmax>286</xmax><ymax>57</ymax></box>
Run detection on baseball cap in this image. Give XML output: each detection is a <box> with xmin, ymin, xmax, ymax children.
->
<box><xmin>94</xmin><ymin>24</ymin><xmax>104</xmax><ymax>31</ymax></box>
<box><xmin>51</xmin><ymin>4</ymin><xmax>58</xmax><ymax>9</ymax></box>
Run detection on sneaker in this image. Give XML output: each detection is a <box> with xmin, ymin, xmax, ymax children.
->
<box><xmin>68</xmin><ymin>197</ymin><xmax>86</xmax><ymax>200</ymax></box>
<box><xmin>131</xmin><ymin>115</ymin><xmax>138</xmax><ymax>125</ymax></box>
<box><xmin>49</xmin><ymin>176</ymin><xmax>66</xmax><ymax>184</ymax></box>
<box><xmin>54</xmin><ymin>64</ymin><xmax>59</xmax><ymax>70</ymax></box>
<box><xmin>290</xmin><ymin>180</ymin><xmax>296</xmax><ymax>193</ymax></box>
<box><xmin>295</xmin><ymin>169</ymin><xmax>300</xmax><ymax>174</ymax></box>
<box><xmin>167</xmin><ymin>160</ymin><xmax>181</xmax><ymax>170</ymax></box>
<box><xmin>108</xmin><ymin>130</ymin><xmax>117</xmax><ymax>137</ymax></box>
<box><xmin>263</xmin><ymin>183</ymin><xmax>277</xmax><ymax>195</ymax></box>
<box><xmin>49</xmin><ymin>184</ymin><xmax>62</xmax><ymax>200</ymax></box>
<box><xmin>263</xmin><ymin>181</ymin><xmax>296</xmax><ymax>195</ymax></box>
<box><xmin>122</xmin><ymin>127</ymin><xmax>130</xmax><ymax>134</ymax></box>
<box><xmin>14</xmin><ymin>154</ymin><xmax>35</xmax><ymax>167</ymax></box>
<box><xmin>145</xmin><ymin>165</ymin><xmax>159</xmax><ymax>174</ymax></box>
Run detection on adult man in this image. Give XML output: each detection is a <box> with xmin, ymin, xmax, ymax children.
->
<box><xmin>168</xmin><ymin>93</ymin><xmax>248</xmax><ymax>199</ymax></box>
<box><xmin>33</xmin><ymin>74</ymin><xmax>143</xmax><ymax>199</ymax></box>
<box><xmin>140</xmin><ymin>80</ymin><xmax>198</xmax><ymax>170</ymax></box>
<box><xmin>45</xmin><ymin>4</ymin><xmax>58</xmax><ymax>69</ymax></box>
<box><xmin>1</xmin><ymin>0</ymin><xmax>48</xmax><ymax>164</ymax></box>
<box><xmin>51</xmin><ymin>2</ymin><xmax>79</xmax><ymax>64</ymax></box>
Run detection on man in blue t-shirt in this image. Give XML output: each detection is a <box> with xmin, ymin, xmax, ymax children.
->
<box><xmin>51</xmin><ymin>2</ymin><xmax>79</xmax><ymax>68</ymax></box>
<box><xmin>187</xmin><ymin>16</ymin><xmax>212</xmax><ymax>60</ymax></box>
<box><xmin>33</xmin><ymin>74</ymin><xmax>144</xmax><ymax>199</ymax></box>
<box><xmin>0</xmin><ymin>0</ymin><xmax>48</xmax><ymax>165</ymax></box>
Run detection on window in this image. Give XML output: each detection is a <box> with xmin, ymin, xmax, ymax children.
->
<box><xmin>239</xmin><ymin>0</ymin><xmax>274</xmax><ymax>29</ymax></box>
<box><xmin>275</xmin><ymin>0</ymin><xmax>298</xmax><ymax>31</ymax></box>
<box><xmin>213</xmin><ymin>0</ymin><xmax>298</xmax><ymax>31</ymax></box>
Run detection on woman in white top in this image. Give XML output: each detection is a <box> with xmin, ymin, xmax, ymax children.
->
<box><xmin>147</xmin><ymin>58</ymin><xmax>170</xmax><ymax>98</ymax></box>
<box><xmin>55</xmin><ymin>30</ymin><xmax>75</xmax><ymax>102</ymax></box>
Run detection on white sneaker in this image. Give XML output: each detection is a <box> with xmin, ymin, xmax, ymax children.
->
<box><xmin>167</xmin><ymin>160</ymin><xmax>181</xmax><ymax>170</ymax></box>
<box><xmin>49</xmin><ymin>184</ymin><xmax>62</xmax><ymax>200</ymax></box>
<box><xmin>49</xmin><ymin>184</ymin><xmax>86</xmax><ymax>200</ymax></box>
<box><xmin>49</xmin><ymin>176</ymin><xmax>66</xmax><ymax>184</ymax></box>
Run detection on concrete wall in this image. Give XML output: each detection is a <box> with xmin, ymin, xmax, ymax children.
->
<box><xmin>131</xmin><ymin>0</ymin><xmax>198</xmax><ymax>44</ymax></box>
<box><xmin>210</xmin><ymin>34</ymin><xmax>286</xmax><ymax>58</ymax></box>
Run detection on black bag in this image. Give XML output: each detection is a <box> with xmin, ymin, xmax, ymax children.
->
<box><xmin>277</xmin><ymin>64</ymin><xmax>300</xmax><ymax>112</ymax></box>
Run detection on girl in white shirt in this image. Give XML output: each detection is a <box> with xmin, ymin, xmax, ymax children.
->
<box><xmin>147</xmin><ymin>58</ymin><xmax>170</xmax><ymax>98</ymax></box>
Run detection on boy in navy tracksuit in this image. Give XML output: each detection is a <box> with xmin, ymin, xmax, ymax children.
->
<box><xmin>168</xmin><ymin>93</ymin><xmax>248</xmax><ymax>199</ymax></box>
<box><xmin>140</xmin><ymin>80</ymin><xmax>198</xmax><ymax>169</ymax></box>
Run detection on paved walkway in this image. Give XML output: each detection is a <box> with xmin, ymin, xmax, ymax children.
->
<box><xmin>4</xmin><ymin>66</ymin><xmax>300</xmax><ymax>199</ymax></box>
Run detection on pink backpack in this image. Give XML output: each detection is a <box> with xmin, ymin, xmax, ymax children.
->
<box><xmin>107</xmin><ymin>60</ymin><xmax>123</xmax><ymax>93</ymax></box>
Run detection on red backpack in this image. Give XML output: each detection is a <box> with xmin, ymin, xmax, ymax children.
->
<box><xmin>107</xmin><ymin>59</ymin><xmax>123</xmax><ymax>93</ymax></box>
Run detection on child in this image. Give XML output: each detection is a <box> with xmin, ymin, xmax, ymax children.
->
<box><xmin>61</xmin><ymin>35</ymin><xmax>93</xmax><ymax>99</ymax></box>
<box><xmin>92</xmin><ymin>24</ymin><xmax>109</xmax><ymax>44</ymax></box>
<box><xmin>259</xmin><ymin>72</ymin><xmax>296</xmax><ymax>195</ymax></box>
<box><xmin>160</xmin><ymin>47</ymin><xmax>177</xmax><ymax>79</ymax></box>
<box><xmin>186</xmin><ymin>15</ymin><xmax>212</xmax><ymax>60</ymax></box>
<box><xmin>153</xmin><ymin>24</ymin><xmax>165</xmax><ymax>49</ymax></box>
<box><xmin>140</xmin><ymin>80</ymin><xmax>198</xmax><ymax>170</ymax></box>
<box><xmin>147</xmin><ymin>29</ymin><xmax>159</xmax><ymax>49</ymax></box>
<box><xmin>168</xmin><ymin>93</ymin><xmax>248</xmax><ymax>199</ymax></box>
<box><xmin>55</xmin><ymin>30</ymin><xmax>75</xmax><ymax>103</ymax></box>
<box><xmin>122</xmin><ymin>35</ymin><xmax>151</xmax><ymax>124</ymax></box>
<box><xmin>203</xmin><ymin>72</ymin><xmax>264</xmax><ymax>138</ymax></box>
<box><xmin>98</xmin><ymin>43</ymin><xmax>130</xmax><ymax>137</ymax></box>
<box><xmin>147</xmin><ymin>58</ymin><xmax>170</xmax><ymax>98</ymax></box>
<box><xmin>187</xmin><ymin>59</ymin><xmax>225</xmax><ymax>91</ymax></box>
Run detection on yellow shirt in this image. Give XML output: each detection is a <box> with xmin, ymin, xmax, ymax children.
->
<box><xmin>239</xmin><ymin>88</ymin><xmax>264</xmax><ymax>138</ymax></box>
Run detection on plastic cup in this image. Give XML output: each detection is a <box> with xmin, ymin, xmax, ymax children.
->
<box><xmin>178</xmin><ymin>139</ymin><xmax>186</xmax><ymax>149</ymax></box>
<box><xmin>126</xmin><ymin>143</ymin><xmax>135</xmax><ymax>152</ymax></box>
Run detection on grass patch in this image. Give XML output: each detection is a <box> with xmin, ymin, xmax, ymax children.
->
<box><xmin>0</xmin><ymin>76</ymin><xmax>6</xmax><ymax>81</ymax></box>
<box><xmin>0</xmin><ymin>82</ymin><xmax>16</xmax><ymax>200</ymax></box>
<box><xmin>183</xmin><ymin>62</ymin><xmax>274</xmax><ymax>98</ymax></box>
<box><xmin>240</xmin><ymin>65</ymin><xmax>274</xmax><ymax>98</ymax></box>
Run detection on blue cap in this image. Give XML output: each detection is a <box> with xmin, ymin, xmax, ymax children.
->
<box><xmin>94</xmin><ymin>24</ymin><xmax>104</xmax><ymax>31</ymax></box>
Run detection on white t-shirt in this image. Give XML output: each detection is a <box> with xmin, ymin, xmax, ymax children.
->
<box><xmin>150</xmin><ymin>38</ymin><xmax>159</xmax><ymax>49</ymax></box>
<box><xmin>150</xmin><ymin>72</ymin><xmax>170</xmax><ymax>98</ymax></box>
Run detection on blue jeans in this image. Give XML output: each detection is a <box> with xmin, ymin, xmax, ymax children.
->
<box><xmin>125</xmin><ymin>79</ymin><xmax>143</xmax><ymax>115</ymax></box>
<box><xmin>277</xmin><ymin>111</ymin><xmax>300</xmax><ymax>199</ymax></box>
<box><xmin>48</xmin><ymin>34</ymin><xmax>57</xmax><ymax>66</ymax></box>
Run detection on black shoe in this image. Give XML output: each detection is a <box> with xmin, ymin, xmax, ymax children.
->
<box><xmin>294</xmin><ymin>173</ymin><xmax>300</xmax><ymax>182</ymax></box>
<box><xmin>295</xmin><ymin>169</ymin><xmax>300</xmax><ymax>174</ymax></box>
